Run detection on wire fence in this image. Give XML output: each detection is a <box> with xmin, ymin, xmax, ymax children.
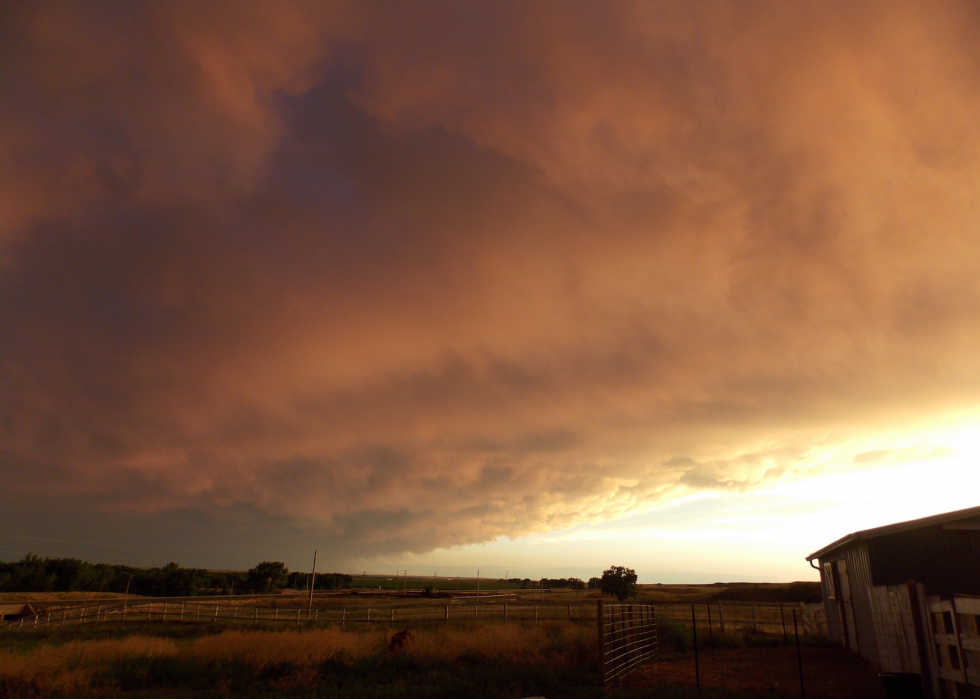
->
<box><xmin>656</xmin><ymin>600</ymin><xmax>827</xmax><ymax>640</ymax></box>
<box><xmin>0</xmin><ymin>597</ymin><xmax>822</xmax><ymax>634</ymax></box>
<box><xmin>0</xmin><ymin>599</ymin><xmax>610</xmax><ymax>630</ymax></box>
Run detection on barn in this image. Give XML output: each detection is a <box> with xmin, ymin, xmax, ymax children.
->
<box><xmin>806</xmin><ymin>505</ymin><xmax>980</xmax><ymax>696</ymax></box>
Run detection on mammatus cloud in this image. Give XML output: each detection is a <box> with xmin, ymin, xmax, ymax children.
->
<box><xmin>1</xmin><ymin>1</ymin><xmax>979</xmax><ymax>559</ymax></box>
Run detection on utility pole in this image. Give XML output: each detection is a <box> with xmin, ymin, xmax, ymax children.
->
<box><xmin>476</xmin><ymin>569</ymin><xmax>480</xmax><ymax>605</ymax></box>
<box><xmin>505</xmin><ymin>570</ymin><xmax>508</xmax><ymax>591</ymax></box>
<box><xmin>308</xmin><ymin>550</ymin><xmax>317</xmax><ymax>614</ymax></box>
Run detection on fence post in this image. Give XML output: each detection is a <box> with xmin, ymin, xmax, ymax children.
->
<box><xmin>390</xmin><ymin>608</ymin><xmax>394</xmax><ymax>624</ymax></box>
<box><xmin>752</xmin><ymin>603</ymin><xmax>757</xmax><ymax>633</ymax></box>
<box><xmin>534</xmin><ymin>604</ymin><xmax>538</xmax><ymax>623</ymax></box>
<box><xmin>214</xmin><ymin>605</ymin><xmax>219</xmax><ymax>622</ymax></box>
<box><xmin>504</xmin><ymin>603</ymin><xmax>508</xmax><ymax>622</ymax></box>
<box><xmin>794</xmin><ymin>609</ymin><xmax>805</xmax><ymax>698</ymax></box>
<box><xmin>253</xmin><ymin>607</ymin><xmax>257</xmax><ymax>624</ymax></box>
<box><xmin>444</xmin><ymin>605</ymin><xmax>449</xmax><ymax>623</ymax></box>
<box><xmin>367</xmin><ymin>608</ymin><xmax>371</xmax><ymax>623</ymax></box>
<box><xmin>597</xmin><ymin>600</ymin><xmax>605</xmax><ymax>688</ymax></box>
<box><xmin>719</xmin><ymin>603</ymin><xmax>725</xmax><ymax>634</ymax></box>
<box><xmin>163</xmin><ymin>603</ymin><xmax>168</xmax><ymax>622</ymax></box>
<box><xmin>706</xmin><ymin>604</ymin><xmax>714</xmax><ymax>653</ymax></box>
<box><xmin>297</xmin><ymin>608</ymin><xmax>301</xmax><ymax>627</ymax></box>
<box><xmin>181</xmin><ymin>604</ymin><xmax>185</xmax><ymax>622</ymax></box>
<box><xmin>692</xmin><ymin>604</ymin><xmax>700</xmax><ymax>691</ymax></box>
<box><xmin>780</xmin><ymin>602</ymin><xmax>788</xmax><ymax>649</ymax></box>
<box><xmin>342</xmin><ymin>608</ymin><xmax>346</xmax><ymax>630</ymax></box>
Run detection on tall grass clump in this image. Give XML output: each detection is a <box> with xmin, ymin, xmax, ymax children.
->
<box><xmin>0</xmin><ymin>621</ymin><xmax>601</xmax><ymax>696</ymax></box>
<box><xmin>0</xmin><ymin>636</ymin><xmax>175</xmax><ymax>696</ymax></box>
<box><xmin>657</xmin><ymin>617</ymin><xmax>693</xmax><ymax>653</ymax></box>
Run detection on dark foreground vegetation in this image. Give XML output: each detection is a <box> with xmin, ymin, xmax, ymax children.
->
<box><xmin>0</xmin><ymin>555</ymin><xmax>351</xmax><ymax>596</ymax></box>
<box><xmin>0</xmin><ymin>620</ymin><xmax>861</xmax><ymax>699</ymax></box>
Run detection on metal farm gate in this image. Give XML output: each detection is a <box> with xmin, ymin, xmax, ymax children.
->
<box><xmin>597</xmin><ymin>601</ymin><xmax>658</xmax><ymax>685</ymax></box>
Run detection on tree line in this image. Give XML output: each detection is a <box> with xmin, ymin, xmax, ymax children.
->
<box><xmin>0</xmin><ymin>555</ymin><xmax>351</xmax><ymax>597</ymax></box>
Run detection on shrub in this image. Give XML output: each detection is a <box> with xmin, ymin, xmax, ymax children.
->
<box><xmin>656</xmin><ymin>617</ymin><xmax>693</xmax><ymax>653</ymax></box>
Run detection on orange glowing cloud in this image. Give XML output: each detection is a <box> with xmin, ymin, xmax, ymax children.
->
<box><xmin>1</xmin><ymin>1</ymin><xmax>979</xmax><ymax>561</ymax></box>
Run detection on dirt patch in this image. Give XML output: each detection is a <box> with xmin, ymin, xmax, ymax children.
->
<box><xmin>622</xmin><ymin>646</ymin><xmax>886</xmax><ymax>698</ymax></box>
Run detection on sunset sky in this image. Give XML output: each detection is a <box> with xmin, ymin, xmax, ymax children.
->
<box><xmin>1</xmin><ymin>1</ymin><xmax>979</xmax><ymax>583</ymax></box>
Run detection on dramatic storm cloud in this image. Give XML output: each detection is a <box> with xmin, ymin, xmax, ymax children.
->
<box><xmin>2</xmin><ymin>1</ymin><xmax>979</xmax><ymax>567</ymax></box>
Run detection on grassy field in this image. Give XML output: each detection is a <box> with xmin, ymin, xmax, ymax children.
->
<box><xmin>0</xmin><ymin>582</ymin><xmax>831</xmax><ymax>697</ymax></box>
<box><xmin>3</xmin><ymin>580</ymin><xmax>821</xmax><ymax>605</ymax></box>
<box><xmin>0</xmin><ymin>618</ymin><xmax>848</xmax><ymax>699</ymax></box>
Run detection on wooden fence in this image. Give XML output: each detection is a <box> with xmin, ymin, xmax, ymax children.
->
<box><xmin>0</xmin><ymin>600</ymin><xmax>603</xmax><ymax>630</ymax></box>
<box><xmin>857</xmin><ymin>584</ymin><xmax>980</xmax><ymax>698</ymax></box>
<box><xmin>929</xmin><ymin>594</ymin><xmax>980</xmax><ymax>692</ymax></box>
<box><xmin>1</xmin><ymin>599</ymin><xmax>821</xmax><ymax>634</ymax></box>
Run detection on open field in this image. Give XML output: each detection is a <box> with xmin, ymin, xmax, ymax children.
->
<box><xmin>0</xmin><ymin>618</ymin><xmax>882</xmax><ymax>699</ymax></box>
<box><xmin>0</xmin><ymin>582</ymin><xmax>848</xmax><ymax>697</ymax></box>
<box><xmin>3</xmin><ymin>590</ymin><xmax>826</xmax><ymax>638</ymax></box>
<box><xmin>1</xmin><ymin>580</ymin><xmax>821</xmax><ymax>606</ymax></box>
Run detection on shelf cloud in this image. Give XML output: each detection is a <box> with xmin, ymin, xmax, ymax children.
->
<box><xmin>2</xmin><ymin>1</ymin><xmax>979</xmax><ymax>561</ymax></box>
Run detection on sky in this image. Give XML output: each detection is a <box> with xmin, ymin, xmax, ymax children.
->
<box><xmin>1</xmin><ymin>1</ymin><xmax>979</xmax><ymax>583</ymax></box>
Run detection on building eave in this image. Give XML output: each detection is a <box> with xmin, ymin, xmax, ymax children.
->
<box><xmin>805</xmin><ymin>504</ymin><xmax>980</xmax><ymax>562</ymax></box>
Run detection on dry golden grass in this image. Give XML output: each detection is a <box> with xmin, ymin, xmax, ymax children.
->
<box><xmin>0</xmin><ymin>621</ymin><xmax>595</xmax><ymax>696</ymax></box>
<box><xmin>0</xmin><ymin>636</ymin><xmax>175</xmax><ymax>695</ymax></box>
<box><xmin>190</xmin><ymin>627</ymin><xmax>383</xmax><ymax>666</ymax></box>
<box><xmin>410</xmin><ymin>622</ymin><xmax>592</xmax><ymax>663</ymax></box>
<box><xmin>188</xmin><ymin>622</ymin><xmax>593</xmax><ymax>665</ymax></box>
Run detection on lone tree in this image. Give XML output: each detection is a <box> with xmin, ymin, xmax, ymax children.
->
<box><xmin>599</xmin><ymin>565</ymin><xmax>638</xmax><ymax>602</ymax></box>
<box><xmin>246</xmin><ymin>561</ymin><xmax>289</xmax><ymax>593</ymax></box>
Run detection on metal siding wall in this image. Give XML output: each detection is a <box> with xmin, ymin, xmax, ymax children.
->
<box><xmin>868</xmin><ymin>526</ymin><xmax>980</xmax><ymax>596</ymax></box>
<box><xmin>844</xmin><ymin>543</ymin><xmax>880</xmax><ymax>667</ymax></box>
<box><xmin>818</xmin><ymin>556</ymin><xmax>845</xmax><ymax>646</ymax></box>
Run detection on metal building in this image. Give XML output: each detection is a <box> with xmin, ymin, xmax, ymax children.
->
<box><xmin>806</xmin><ymin>505</ymin><xmax>980</xmax><ymax>668</ymax></box>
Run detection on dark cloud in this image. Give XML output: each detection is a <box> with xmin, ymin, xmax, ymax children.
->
<box><xmin>2</xmin><ymin>1</ymin><xmax>980</xmax><ymax>566</ymax></box>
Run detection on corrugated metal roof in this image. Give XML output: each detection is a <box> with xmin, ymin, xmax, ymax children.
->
<box><xmin>805</xmin><ymin>504</ymin><xmax>980</xmax><ymax>561</ymax></box>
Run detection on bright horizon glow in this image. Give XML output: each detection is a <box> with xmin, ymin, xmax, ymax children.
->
<box><xmin>365</xmin><ymin>415</ymin><xmax>980</xmax><ymax>582</ymax></box>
